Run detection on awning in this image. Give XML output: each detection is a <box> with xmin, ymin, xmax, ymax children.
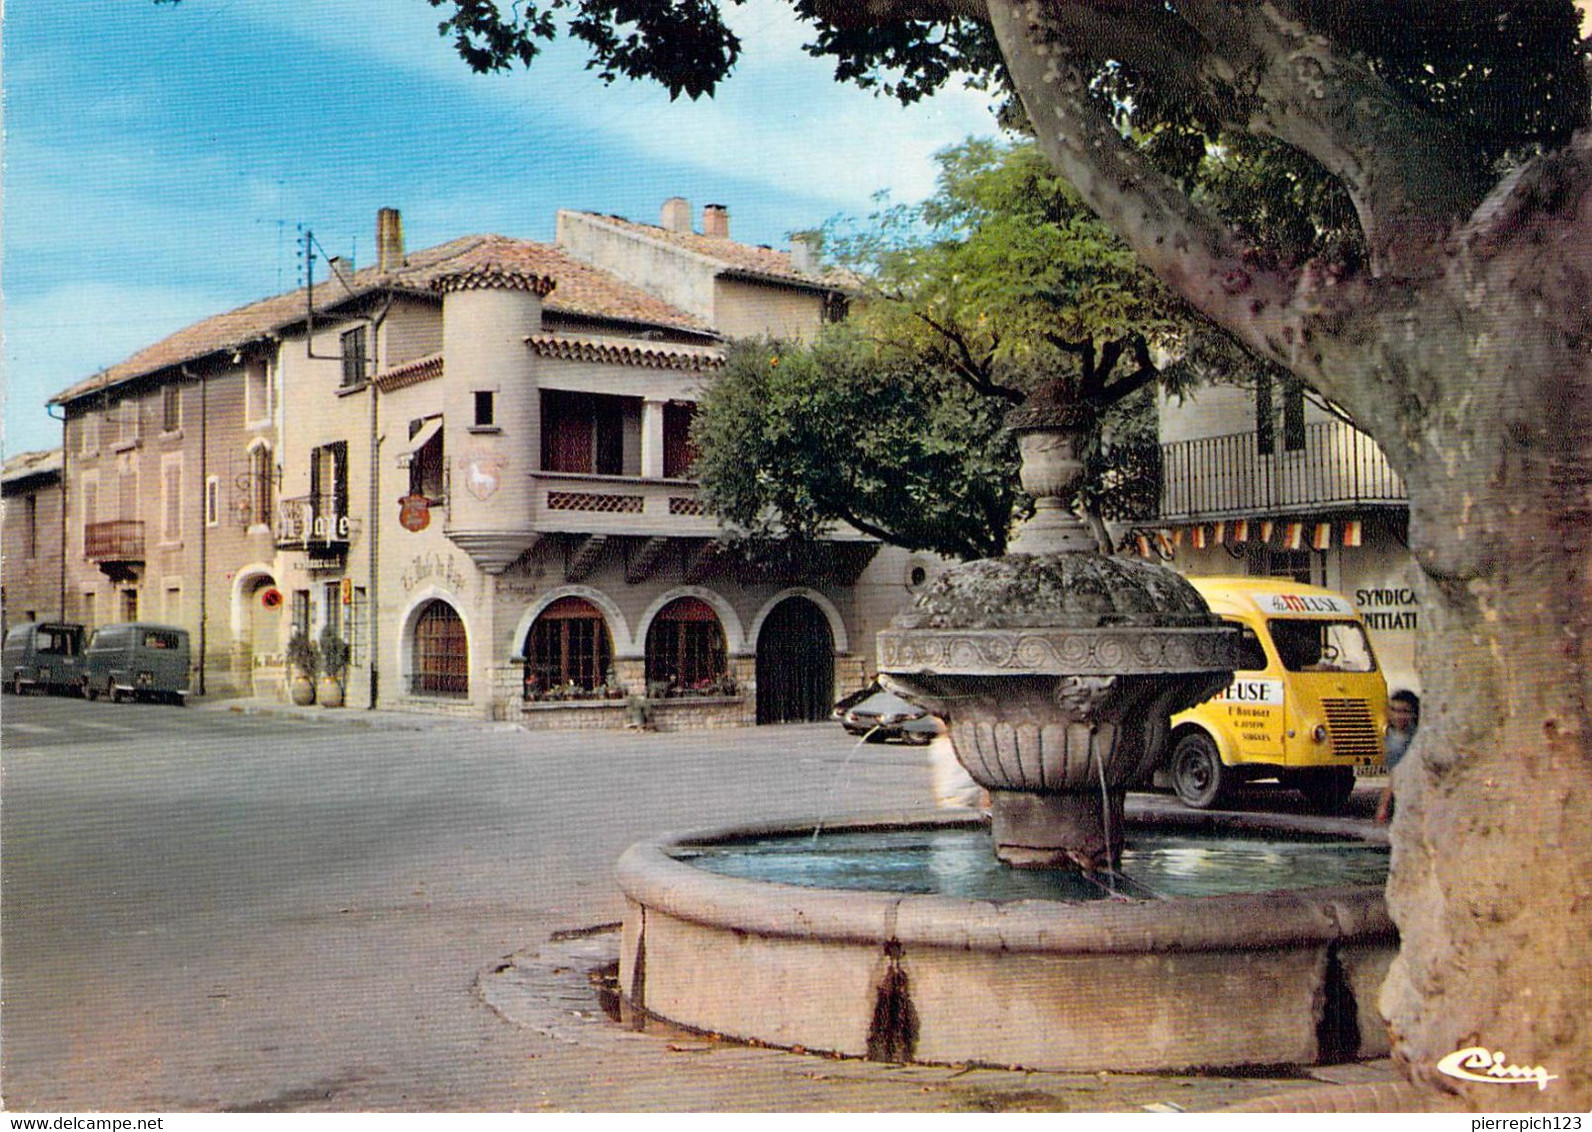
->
<box><xmin>398</xmin><ymin>416</ymin><xmax>444</xmax><ymax>463</ymax></box>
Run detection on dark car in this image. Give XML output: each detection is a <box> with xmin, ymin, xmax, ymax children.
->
<box><xmin>84</xmin><ymin>622</ymin><xmax>191</xmax><ymax>705</ymax></box>
<box><xmin>839</xmin><ymin>689</ymin><xmax>941</xmax><ymax>745</ymax></box>
<box><xmin>3</xmin><ymin>622</ymin><xmax>87</xmax><ymax>695</ymax></box>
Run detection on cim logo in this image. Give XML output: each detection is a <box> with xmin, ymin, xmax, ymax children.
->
<box><xmin>1252</xmin><ymin>591</ymin><xmax>1354</xmax><ymax>616</ymax></box>
<box><xmin>1213</xmin><ymin>678</ymin><xmax>1284</xmax><ymax>705</ymax></box>
<box><xmin>1436</xmin><ymin>1047</ymin><xmax>1557</xmax><ymax>1091</ymax></box>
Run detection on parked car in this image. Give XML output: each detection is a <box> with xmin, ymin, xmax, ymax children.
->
<box><xmin>2</xmin><ymin>622</ymin><xmax>87</xmax><ymax>696</ymax></box>
<box><xmin>83</xmin><ymin>622</ymin><xmax>191</xmax><ymax>705</ymax></box>
<box><xmin>839</xmin><ymin>689</ymin><xmax>941</xmax><ymax>745</ymax></box>
<box><xmin>830</xmin><ymin>681</ymin><xmax>883</xmax><ymax>721</ymax></box>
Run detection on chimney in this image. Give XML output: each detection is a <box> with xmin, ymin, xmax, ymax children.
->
<box><xmin>660</xmin><ymin>197</ymin><xmax>693</xmax><ymax>233</ymax></box>
<box><xmin>377</xmin><ymin>208</ymin><xmax>405</xmax><ymax>272</ymax></box>
<box><xmin>789</xmin><ymin>233</ymin><xmax>819</xmax><ymax>275</ymax></box>
<box><xmin>702</xmin><ymin>203</ymin><xmax>729</xmax><ymax>239</ymax></box>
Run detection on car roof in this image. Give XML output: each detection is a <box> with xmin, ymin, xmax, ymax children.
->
<box><xmin>1184</xmin><ymin>576</ymin><xmax>1362</xmax><ymax>619</ymax></box>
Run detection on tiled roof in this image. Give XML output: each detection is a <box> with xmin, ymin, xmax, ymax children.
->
<box><xmin>563</xmin><ymin>212</ymin><xmax>852</xmax><ymax>290</ymax></box>
<box><xmin>50</xmin><ymin>236</ymin><xmax>712</xmax><ymax>407</ymax></box>
<box><xmin>1</xmin><ymin>447</ymin><xmax>64</xmax><ymax>485</ymax></box>
<box><xmin>525</xmin><ymin>334</ymin><xmax>725</xmax><ymax>371</ymax></box>
<box><xmin>373</xmin><ymin>353</ymin><xmax>445</xmax><ymax>393</ymax></box>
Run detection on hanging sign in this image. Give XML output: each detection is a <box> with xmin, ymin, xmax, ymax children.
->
<box><xmin>398</xmin><ymin>494</ymin><xmax>431</xmax><ymax>533</ymax></box>
<box><xmin>259</xmin><ymin>588</ymin><xmax>283</xmax><ymax>609</ymax></box>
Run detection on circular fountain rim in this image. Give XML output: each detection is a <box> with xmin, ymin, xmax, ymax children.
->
<box><xmin>616</xmin><ymin>806</ymin><xmax>1394</xmax><ymax>957</ymax></box>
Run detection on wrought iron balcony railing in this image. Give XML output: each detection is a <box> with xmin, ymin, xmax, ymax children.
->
<box><xmin>1158</xmin><ymin>418</ymin><xmax>1406</xmax><ymax>522</ymax></box>
<box><xmin>84</xmin><ymin>519</ymin><xmax>145</xmax><ymax>561</ymax></box>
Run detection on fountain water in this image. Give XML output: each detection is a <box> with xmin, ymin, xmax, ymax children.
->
<box><xmin>614</xmin><ymin>403</ymin><xmax>1396</xmax><ymax>1071</ymax></box>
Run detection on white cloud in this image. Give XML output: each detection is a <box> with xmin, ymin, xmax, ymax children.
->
<box><xmin>232</xmin><ymin>0</ymin><xmax>1001</xmax><ymax>209</ymax></box>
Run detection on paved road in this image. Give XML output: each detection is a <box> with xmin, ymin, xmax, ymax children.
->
<box><xmin>0</xmin><ymin>693</ymin><xmax>949</xmax><ymax>1111</ymax></box>
<box><xmin>1</xmin><ymin>693</ymin><xmax>1391</xmax><ymax>1112</ymax></box>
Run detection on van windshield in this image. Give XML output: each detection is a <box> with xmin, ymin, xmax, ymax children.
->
<box><xmin>1267</xmin><ymin>618</ymin><xmax>1377</xmax><ymax>673</ymax></box>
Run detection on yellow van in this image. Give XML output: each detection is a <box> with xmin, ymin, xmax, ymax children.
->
<box><xmin>1162</xmin><ymin>577</ymin><xmax>1387</xmax><ymax>812</ymax></box>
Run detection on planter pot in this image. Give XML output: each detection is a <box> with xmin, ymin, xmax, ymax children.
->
<box><xmin>290</xmin><ymin>673</ymin><xmax>316</xmax><ymax>706</ymax></box>
<box><xmin>317</xmin><ymin>677</ymin><xmax>344</xmax><ymax>708</ymax></box>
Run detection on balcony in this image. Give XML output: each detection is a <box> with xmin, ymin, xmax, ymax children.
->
<box><xmin>275</xmin><ymin>495</ymin><xmax>356</xmax><ymax>567</ymax></box>
<box><xmin>85</xmin><ymin>520</ymin><xmax>145</xmax><ymax>582</ymax></box>
<box><xmin>528</xmin><ymin>472</ymin><xmax>723</xmax><ymax>538</ymax></box>
<box><xmin>1158</xmin><ymin>419</ymin><xmax>1406</xmax><ymax>522</ymax></box>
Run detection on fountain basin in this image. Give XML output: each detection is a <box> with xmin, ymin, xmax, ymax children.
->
<box><xmin>615</xmin><ymin>806</ymin><xmax>1395</xmax><ymax>1072</ymax></box>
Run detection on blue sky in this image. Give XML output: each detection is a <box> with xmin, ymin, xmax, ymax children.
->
<box><xmin>1</xmin><ymin>0</ymin><xmax>1001</xmax><ymax>456</ymax></box>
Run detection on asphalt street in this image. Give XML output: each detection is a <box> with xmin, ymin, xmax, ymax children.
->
<box><xmin>0</xmin><ymin>692</ymin><xmax>1396</xmax><ymax>1112</ymax></box>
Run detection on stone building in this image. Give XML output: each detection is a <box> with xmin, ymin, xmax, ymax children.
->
<box><xmin>1147</xmin><ymin>380</ymin><xmax>1418</xmax><ymax>692</ymax></box>
<box><xmin>1</xmin><ymin>448</ymin><xmax>66</xmax><ymax>636</ymax></box>
<box><xmin>41</xmin><ymin>201</ymin><xmax>933</xmax><ymax>723</ymax></box>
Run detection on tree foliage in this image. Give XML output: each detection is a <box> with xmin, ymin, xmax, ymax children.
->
<box><xmin>693</xmin><ymin>332</ymin><xmax>1022</xmax><ymax>561</ymax></box>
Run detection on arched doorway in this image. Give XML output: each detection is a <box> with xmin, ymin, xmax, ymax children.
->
<box><xmin>755</xmin><ymin>596</ymin><xmax>834</xmax><ymax>724</ymax></box>
<box><xmin>412</xmin><ymin>599</ymin><xmax>468</xmax><ymax>698</ymax></box>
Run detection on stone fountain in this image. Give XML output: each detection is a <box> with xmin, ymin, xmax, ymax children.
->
<box><xmin>876</xmin><ymin>403</ymin><xmax>1238</xmax><ymax>870</ymax></box>
<box><xmin>613</xmin><ymin>402</ymin><xmax>1397</xmax><ymax>1072</ymax></box>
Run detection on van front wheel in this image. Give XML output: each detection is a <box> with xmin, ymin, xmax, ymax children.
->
<box><xmin>1170</xmin><ymin>732</ymin><xmax>1229</xmax><ymax>810</ymax></box>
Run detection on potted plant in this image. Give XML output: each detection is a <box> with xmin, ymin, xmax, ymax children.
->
<box><xmin>286</xmin><ymin>632</ymin><xmax>318</xmax><ymax>706</ymax></box>
<box><xmin>317</xmin><ymin>625</ymin><xmax>350</xmax><ymax>709</ymax></box>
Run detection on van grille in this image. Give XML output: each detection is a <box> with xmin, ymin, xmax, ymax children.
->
<box><xmin>1322</xmin><ymin>698</ymin><xmax>1380</xmax><ymax>757</ymax></box>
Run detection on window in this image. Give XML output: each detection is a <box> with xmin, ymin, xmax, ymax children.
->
<box><xmin>541</xmin><ymin>390</ymin><xmax>632</xmax><ymax>476</ymax></box>
<box><xmin>663</xmin><ymin>402</ymin><xmax>697</xmax><ymax>479</ymax></box>
<box><xmin>525</xmin><ymin>597</ymin><xmax>612</xmax><ymax>697</ymax></box>
<box><xmin>162</xmin><ymin>386</ymin><xmax>181</xmax><ymax>433</ymax></box>
<box><xmin>246</xmin><ymin>360</ymin><xmax>272</xmax><ymax>424</ymax></box>
<box><xmin>1268</xmin><ymin>619</ymin><xmax>1377</xmax><ymax>674</ymax></box>
<box><xmin>118</xmin><ymin>469</ymin><xmax>139</xmax><ymax>521</ymax></box>
<box><xmin>24</xmin><ymin>494</ymin><xmax>37</xmax><ymax>558</ymax></box>
<box><xmin>407</xmin><ymin>420</ymin><xmax>446</xmax><ymax>501</ymax></box>
<box><xmin>162</xmin><ymin>456</ymin><xmax>183</xmax><ymax>541</ymax></box>
<box><xmin>291</xmin><ymin>590</ymin><xmax>311</xmax><ymax>640</ymax></box>
<box><xmin>341</xmin><ymin>326</ymin><xmax>367</xmax><ymax>388</ymax></box>
<box><xmin>1249</xmin><ymin>546</ymin><xmax>1316</xmax><ymax>585</ymax></box>
<box><xmin>310</xmin><ymin>441</ymin><xmax>349</xmax><ymax>537</ymax></box>
<box><xmin>1282</xmin><ymin>378</ymin><xmax>1306</xmax><ymax>452</ymax></box>
<box><xmin>413</xmin><ymin>600</ymin><xmax>468</xmax><ymax>697</ymax></box>
<box><xmin>473</xmin><ymin>390</ymin><xmax>495</xmax><ymax>428</ymax></box>
<box><xmin>322</xmin><ymin>581</ymin><xmax>342</xmax><ymax>638</ymax></box>
<box><xmin>113</xmin><ymin>398</ymin><xmax>140</xmax><ymax>446</ymax></box>
<box><xmin>164</xmin><ymin>585</ymin><xmax>181</xmax><ymax>621</ymax></box>
<box><xmin>81</xmin><ymin>478</ymin><xmax>98</xmax><ymax>556</ymax></box>
<box><xmin>206</xmin><ymin>475</ymin><xmax>221</xmax><ymax>526</ymax></box>
<box><xmin>645</xmin><ymin>598</ymin><xmax>727</xmax><ymax>694</ymax></box>
<box><xmin>121</xmin><ymin>589</ymin><xmax>139</xmax><ymax>621</ymax></box>
<box><xmin>249</xmin><ymin>444</ymin><xmax>275</xmax><ymax>527</ymax></box>
<box><xmin>79</xmin><ymin>414</ymin><xmax>98</xmax><ymax>455</ymax></box>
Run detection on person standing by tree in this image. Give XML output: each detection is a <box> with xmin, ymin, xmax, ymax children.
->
<box><xmin>1377</xmin><ymin>690</ymin><xmax>1421</xmax><ymax>824</ymax></box>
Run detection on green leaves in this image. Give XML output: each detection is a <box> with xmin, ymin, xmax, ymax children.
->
<box><xmin>693</xmin><ymin>333</ymin><xmax>1022</xmax><ymax>561</ymax></box>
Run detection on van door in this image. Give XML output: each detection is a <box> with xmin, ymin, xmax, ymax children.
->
<box><xmin>1207</xmin><ymin>620</ymin><xmax>1287</xmax><ymax>764</ymax></box>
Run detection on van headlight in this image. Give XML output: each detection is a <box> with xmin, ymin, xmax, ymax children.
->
<box><xmin>1312</xmin><ymin>724</ymin><xmax>1329</xmax><ymax>744</ymax></box>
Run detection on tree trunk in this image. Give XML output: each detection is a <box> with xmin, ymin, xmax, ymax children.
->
<box><xmin>1376</xmin><ymin>212</ymin><xmax>1592</xmax><ymax>1109</ymax></box>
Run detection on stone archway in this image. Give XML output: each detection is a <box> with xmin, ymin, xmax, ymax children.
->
<box><xmin>755</xmin><ymin>595</ymin><xmax>835</xmax><ymax>725</ymax></box>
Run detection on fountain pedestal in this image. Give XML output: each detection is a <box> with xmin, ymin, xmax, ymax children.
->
<box><xmin>878</xmin><ymin>410</ymin><xmax>1237</xmax><ymax>870</ymax></box>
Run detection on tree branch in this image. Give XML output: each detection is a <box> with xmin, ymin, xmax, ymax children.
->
<box><xmin>1174</xmin><ymin>0</ymin><xmax>1492</xmax><ymax>273</ymax></box>
<box><xmin>913</xmin><ymin>310</ymin><xmax>1027</xmax><ymax>402</ymax></box>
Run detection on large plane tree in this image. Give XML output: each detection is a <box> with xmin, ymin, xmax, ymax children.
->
<box><xmin>244</xmin><ymin>0</ymin><xmax>1589</xmax><ymax>1108</ymax></box>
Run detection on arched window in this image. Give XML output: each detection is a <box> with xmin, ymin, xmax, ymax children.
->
<box><xmin>525</xmin><ymin>597</ymin><xmax>612</xmax><ymax>698</ymax></box>
<box><xmin>412</xmin><ymin>600</ymin><xmax>468</xmax><ymax>697</ymax></box>
<box><xmin>645</xmin><ymin>597</ymin><xmax>727</xmax><ymax>695</ymax></box>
